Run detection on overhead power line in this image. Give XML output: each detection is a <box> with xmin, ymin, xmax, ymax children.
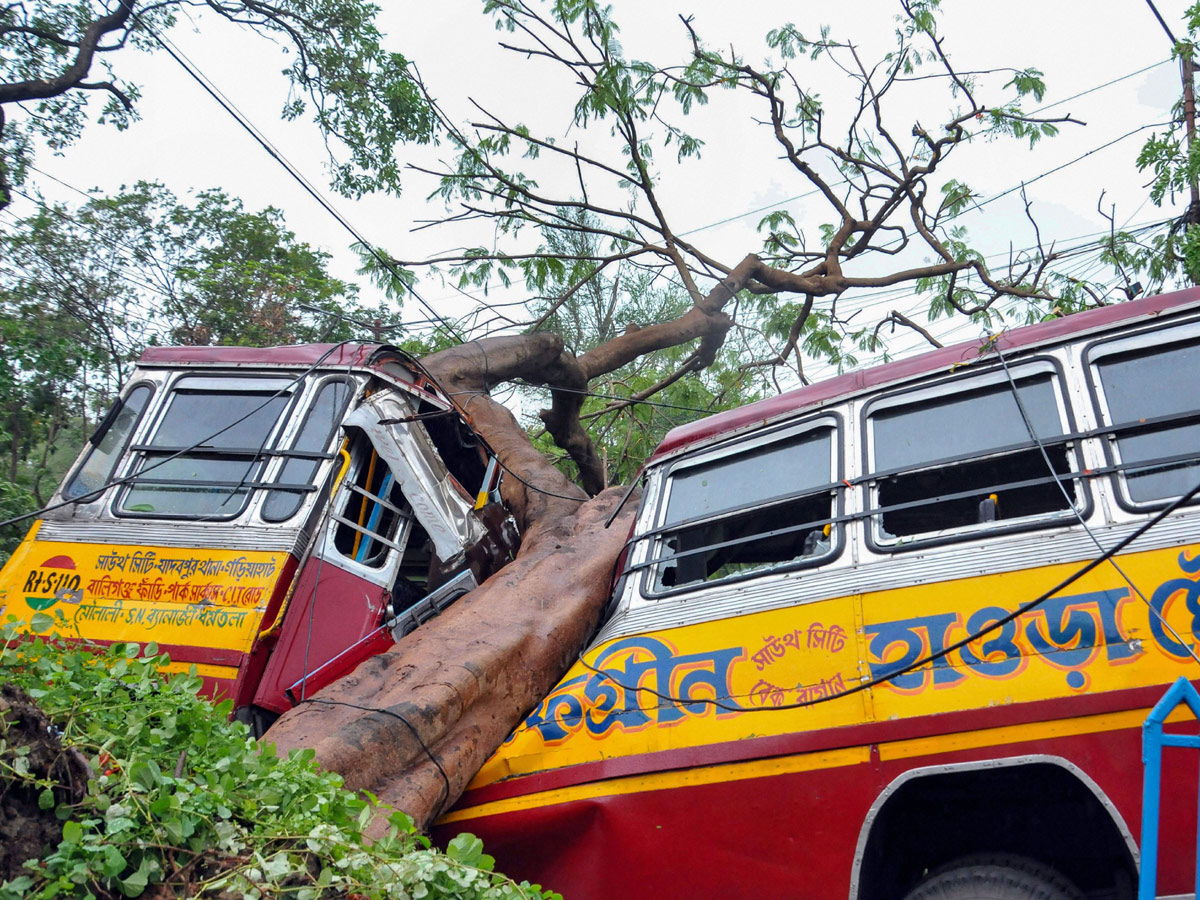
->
<box><xmin>138</xmin><ymin>21</ymin><xmax>467</xmax><ymax>345</ymax></box>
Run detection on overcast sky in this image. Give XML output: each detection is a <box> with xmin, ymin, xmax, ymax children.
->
<box><xmin>6</xmin><ymin>0</ymin><xmax>1194</xmax><ymax>378</ymax></box>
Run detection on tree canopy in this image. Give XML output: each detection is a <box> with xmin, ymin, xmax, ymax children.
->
<box><xmin>0</xmin><ymin>0</ymin><xmax>434</xmax><ymax>210</ymax></box>
<box><xmin>0</xmin><ymin>181</ymin><xmax>380</xmax><ymax>549</ymax></box>
<box><xmin>370</xmin><ymin>0</ymin><xmax>1107</xmax><ymax>493</ymax></box>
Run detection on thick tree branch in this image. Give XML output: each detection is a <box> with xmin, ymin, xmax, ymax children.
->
<box><xmin>0</xmin><ymin>1</ymin><xmax>135</xmax><ymax>104</ymax></box>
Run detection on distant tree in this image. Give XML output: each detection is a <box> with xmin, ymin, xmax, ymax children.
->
<box><xmin>0</xmin><ymin>0</ymin><xmax>434</xmax><ymax>210</ymax></box>
<box><xmin>0</xmin><ymin>181</ymin><xmax>379</xmax><ymax>544</ymax></box>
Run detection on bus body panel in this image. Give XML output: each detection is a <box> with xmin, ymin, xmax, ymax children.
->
<box><xmin>438</xmin><ymin>289</ymin><xmax>1200</xmax><ymax>898</ymax></box>
<box><xmin>253</xmin><ymin>557</ymin><xmax>395</xmax><ymax>711</ymax></box>
<box><xmin>0</xmin><ymin>342</ymin><xmax>518</xmax><ymax>726</ymax></box>
<box><xmin>464</xmin><ymin>545</ymin><xmax>1193</xmax><ymax>788</ymax></box>
<box><xmin>437</xmin><ymin>721</ymin><xmax>1183</xmax><ymax>899</ymax></box>
<box><xmin>0</xmin><ymin>525</ymin><xmax>291</xmax><ymax>695</ymax></box>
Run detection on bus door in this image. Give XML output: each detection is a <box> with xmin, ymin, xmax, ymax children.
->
<box><xmin>252</xmin><ymin>390</ymin><xmax>487</xmax><ymax>714</ymax></box>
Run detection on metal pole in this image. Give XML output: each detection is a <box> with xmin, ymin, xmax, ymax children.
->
<box><xmin>1140</xmin><ymin>701</ymin><xmax>1163</xmax><ymax>900</ymax></box>
<box><xmin>1183</xmin><ymin>53</ymin><xmax>1199</xmax><ymax>211</ymax></box>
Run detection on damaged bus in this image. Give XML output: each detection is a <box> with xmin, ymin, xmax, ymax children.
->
<box><xmin>0</xmin><ymin>342</ymin><xmax>517</xmax><ymax>734</ymax></box>
<box><xmin>437</xmin><ymin>287</ymin><xmax>1200</xmax><ymax>900</ymax></box>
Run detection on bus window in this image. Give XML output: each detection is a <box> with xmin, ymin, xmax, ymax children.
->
<box><xmin>867</xmin><ymin>372</ymin><xmax>1078</xmax><ymax>544</ymax></box>
<box><xmin>651</xmin><ymin>423</ymin><xmax>837</xmax><ymax>592</ymax></box>
<box><xmin>117</xmin><ymin>377</ymin><xmax>293</xmax><ymax>519</ymax></box>
<box><xmin>1092</xmin><ymin>337</ymin><xmax>1200</xmax><ymax>506</ymax></box>
<box><xmin>63</xmin><ymin>384</ymin><xmax>153</xmax><ymax>501</ymax></box>
<box><xmin>262</xmin><ymin>379</ymin><xmax>352</xmax><ymax>522</ymax></box>
<box><xmin>331</xmin><ymin>436</ymin><xmax>412</xmax><ymax>569</ymax></box>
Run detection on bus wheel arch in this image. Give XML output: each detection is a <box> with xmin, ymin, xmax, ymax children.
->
<box><xmin>851</xmin><ymin>755</ymin><xmax>1137</xmax><ymax>900</ymax></box>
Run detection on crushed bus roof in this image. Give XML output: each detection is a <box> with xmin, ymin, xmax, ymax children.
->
<box><xmin>650</xmin><ymin>286</ymin><xmax>1200</xmax><ymax>464</ymax></box>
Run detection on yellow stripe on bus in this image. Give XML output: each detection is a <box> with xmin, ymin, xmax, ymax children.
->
<box><xmin>438</xmin><ymin>746</ymin><xmax>869</xmax><ymax>824</ymax></box>
<box><xmin>879</xmin><ymin>704</ymin><xmax>1194</xmax><ymax>761</ymax></box>
<box><xmin>159</xmin><ymin>661</ymin><xmax>239</xmax><ymax>682</ymax></box>
<box><xmin>441</xmin><ymin>704</ymin><xmax>1194</xmax><ymax>825</ymax></box>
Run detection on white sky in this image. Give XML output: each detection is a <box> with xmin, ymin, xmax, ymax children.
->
<box><xmin>5</xmin><ymin>0</ymin><xmax>1193</xmax><ymax>381</ymax></box>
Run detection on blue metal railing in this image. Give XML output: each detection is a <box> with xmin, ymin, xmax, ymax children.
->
<box><xmin>1140</xmin><ymin>676</ymin><xmax>1200</xmax><ymax>900</ymax></box>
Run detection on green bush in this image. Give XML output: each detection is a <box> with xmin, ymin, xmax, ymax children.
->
<box><xmin>0</xmin><ymin>626</ymin><xmax>559</xmax><ymax>900</ymax></box>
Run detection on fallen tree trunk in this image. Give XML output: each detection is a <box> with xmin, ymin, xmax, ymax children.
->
<box><xmin>266</xmin><ymin>333</ymin><xmax>653</xmax><ymax>831</ymax></box>
<box><xmin>265</xmin><ymin>480</ymin><xmax>634</xmax><ymax>832</ymax></box>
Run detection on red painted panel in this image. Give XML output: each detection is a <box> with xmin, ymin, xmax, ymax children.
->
<box><xmin>438</xmin><ymin>761</ymin><xmax>877</xmax><ymax>900</ymax></box>
<box><xmin>252</xmin><ymin>559</ymin><xmax>393</xmax><ymax>713</ymax></box>
<box><xmin>138</xmin><ymin>342</ymin><xmax>379</xmax><ymax>368</ymax></box>
<box><xmin>439</xmin><ymin>724</ymin><xmax>1196</xmax><ymax>900</ymax></box>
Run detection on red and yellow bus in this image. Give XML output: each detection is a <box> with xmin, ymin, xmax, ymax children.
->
<box><xmin>436</xmin><ymin>289</ymin><xmax>1200</xmax><ymax>899</ymax></box>
<box><xmin>0</xmin><ymin>342</ymin><xmax>517</xmax><ymax>734</ymax></box>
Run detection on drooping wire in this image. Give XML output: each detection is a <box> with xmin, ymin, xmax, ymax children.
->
<box><xmin>490</xmin><ymin>454</ymin><xmax>588</xmax><ymax>504</ymax></box>
<box><xmin>989</xmin><ymin>333</ymin><xmax>1200</xmax><ymax>664</ymax></box>
<box><xmin>298</xmin><ymin>696</ymin><xmax>453</xmax><ymax>816</ymax></box>
<box><xmin>578</xmin><ymin>472</ymin><xmax>1200</xmax><ymax>715</ymax></box>
<box><xmin>297</xmin><ymin>354</ymin><xmax>360</xmax><ymax>703</ymax></box>
<box><xmin>137</xmin><ymin>20</ymin><xmax>466</xmax><ymax>345</ymax></box>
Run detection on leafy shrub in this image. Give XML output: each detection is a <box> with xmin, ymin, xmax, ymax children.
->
<box><xmin>0</xmin><ymin>628</ymin><xmax>558</xmax><ymax>900</ymax></box>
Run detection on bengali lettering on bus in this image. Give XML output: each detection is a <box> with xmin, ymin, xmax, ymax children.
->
<box><xmin>862</xmin><ymin>551</ymin><xmax>1200</xmax><ymax>693</ymax></box>
<box><xmin>502</xmin><ymin>550</ymin><xmax>1200</xmax><ymax>756</ymax></box>
<box><xmin>520</xmin><ymin>636</ymin><xmax>744</xmax><ymax>745</ymax></box>
<box><xmin>1</xmin><ymin>541</ymin><xmax>284</xmax><ymax>644</ymax></box>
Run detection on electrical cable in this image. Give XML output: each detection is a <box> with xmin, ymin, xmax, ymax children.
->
<box><xmin>297</xmin><ymin>696</ymin><xmax>452</xmax><ymax>815</ymax></box>
<box><xmin>578</xmin><ymin>472</ymin><xmax>1200</xmax><ymax>715</ymax></box>
<box><xmin>574</xmin><ymin>323</ymin><xmax>1200</xmax><ymax>715</ymax></box>
<box><xmin>297</xmin><ymin>356</ymin><xmax>359</xmax><ymax>703</ymax></box>
<box><xmin>970</xmin><ymin>122</ymin><xmax>1171</xmax><ymax>213</ymax></box>
<box><xmin>488</xmin><ymin>440</ymin><xmax>588</xmax><ymax>503</ymax></box>
<box><xmin>990</xmin><ymin>335</ymin><xmax>1200</xmax><ymax>664</ymax></box>
<box><xmin>138</xmin><ymin>21</ymin><xmax>466</xmax><ymax>345</ymax></box>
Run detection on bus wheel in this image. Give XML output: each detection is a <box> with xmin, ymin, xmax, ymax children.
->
<box><xmin>901</xmin><ymin>855</ymin><xmax>1083</xmax><ymax>900</ymax></box>
<box><xmin>233</xmin><ymin>705</ymin><xmax>279</xmax><ymax>739</ymax></box>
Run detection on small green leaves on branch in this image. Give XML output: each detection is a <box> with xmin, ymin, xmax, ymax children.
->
<box><xmin>0</xmin><ymin>631</ymin><xmax>559</xmax><ymax>900</ymax></box>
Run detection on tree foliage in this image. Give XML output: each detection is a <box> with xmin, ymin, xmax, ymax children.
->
<box><xmin>1104</xmin><ymin>2</ymin><xmax>1200</xmax><ymax>290</ymax></box>
<box><xmin>514</xmin><ymin>214</ymin><xmax>761</xmax><ymax>486</ymax></box>
<box><xmin>0</xmin><ymin>0</ymin><xmax>435</xmax><ymax>209</ymax></box>
<box><xmin>390</xmin><ymin>0</ymin><xmax>1100</xmax><ymax>493</ymax></box>
<box><xmin>0</xmin><ymin>631</ymin><xmax>557</xmax><ymax>899</ymax></box>
<box><xmin>0</xmin><ymin>181</ymin><xmax>381</xmax><ymax>552</ymax></box>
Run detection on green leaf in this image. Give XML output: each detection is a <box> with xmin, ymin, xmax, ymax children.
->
<box><xmin>128</xmin><ymin>759</ymin><xmax>163</xmax><ymax>791</ymax></box>
<box><xmin>101</xmin><ymin>844</ymin><xmax>127</xmax><ymax>877</ymax></box>
<box><xmin>120</xmin><ymin>859</ymin><xmax>151</xmax><ymax>898</ymax></box>
<box><xmin>446</xmin><ymin>833</ymin><xmax>493</xmax><ymax>870</ymax></box>
<box><xmin>61</xmin><ymin>820</ymin><xmax>82</xmax><ymax>844</ymax></box>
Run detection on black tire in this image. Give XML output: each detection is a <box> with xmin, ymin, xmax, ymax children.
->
<box><xmin>901</xmin><ymin>854</ymin><xmax>1084</xmax><ymax>900</ymax></box>
<box><xmin>232</xmin><ymin>704</ymin><xmax>279</xmax><ymax>739</ymax></box>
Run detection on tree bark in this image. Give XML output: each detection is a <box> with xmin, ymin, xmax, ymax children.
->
<box><xmin>264</xmin><ymin>339</ymin><xmax>639</xmax><ymax>831</ymax></box>
<box><xmin>265</xmin><ymin>485</ymin><xmax>635</xmax><ymax>833</ymax></box>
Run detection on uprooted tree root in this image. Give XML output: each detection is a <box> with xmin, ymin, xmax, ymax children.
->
<box><xmin>0</xmin><ymin>683</ymin><xmax>90</xmax><ymax>884</ymax></box>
